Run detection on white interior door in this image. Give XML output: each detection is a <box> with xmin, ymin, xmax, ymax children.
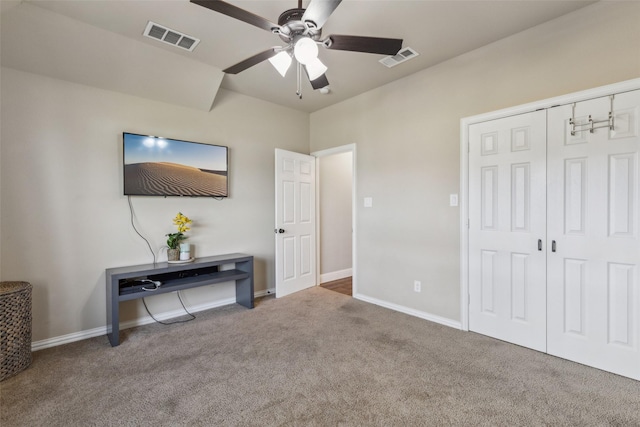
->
<box><xmin>468</xmin><ymin>110</ymin><xmax>547</xmax><ymax>352</ymax></box>
<box><xmin>547</xmin><ymin>90</ymin><xmax>640</xmax><ymax>379</ymax></box>
<box><xmin>275</xmin><ymin>149</ymin><xmax>316</xmax><ymax>298</ymax></box>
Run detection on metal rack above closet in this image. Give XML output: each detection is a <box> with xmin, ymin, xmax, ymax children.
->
<box><xmin>569</xmin><ymin>94</ymin><xmax>615</xmax><ymax>135</ymax></box>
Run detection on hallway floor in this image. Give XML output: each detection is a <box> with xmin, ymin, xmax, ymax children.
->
<box><xmin>319</xmin><ymin>277</ymin><xmax>352</xmax><ymax>296</ymax></box>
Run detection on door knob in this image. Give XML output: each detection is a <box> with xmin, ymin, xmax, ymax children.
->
<box><xmin>274</xmin><ymin>228</ymin><xmax>285</xmax><ymax>234</ymax></box>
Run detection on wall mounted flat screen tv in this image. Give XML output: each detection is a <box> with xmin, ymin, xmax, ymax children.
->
<box><xmin>123</xmin><ymin>132</ymin><xmax>228</xmax><ymax>197</ymax></box>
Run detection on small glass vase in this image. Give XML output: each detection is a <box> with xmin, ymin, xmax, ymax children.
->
<box><xmin>167</xmin><ymin>248</ymin><xmax>180</xmax><ymax>261</ymax></box>
<box><xmin>179</xmin><ymin>243</ymin><xmax>191</xmax><ymax>260</ymax></box>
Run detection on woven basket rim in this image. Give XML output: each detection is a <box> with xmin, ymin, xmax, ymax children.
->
<box><xmin>0</xmin><ymin>281</ymin><xmax>32</xmax><ymax>296</ymax></box>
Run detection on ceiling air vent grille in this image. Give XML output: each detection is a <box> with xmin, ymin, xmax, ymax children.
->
<box><xmin>143</xmin><ymin>21</ymin><xmax>200</xmax><ymax>52</ymax></box>
<box><xmin>379</xmin><ymin>47</ymin><xmax>419</xmax><ymax>68</ymax></box>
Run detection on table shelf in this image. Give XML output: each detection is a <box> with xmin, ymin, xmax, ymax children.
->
<box><xmin>106</xmin><ymin>253</ymin><xmax>253</xmax><ymax>346</ymax></box>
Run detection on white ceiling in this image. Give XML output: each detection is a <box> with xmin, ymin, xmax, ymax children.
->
<box><xmin>1</xmin><ymin>0</ymin><xmax>597</xmax><ymax>112</ymax></box>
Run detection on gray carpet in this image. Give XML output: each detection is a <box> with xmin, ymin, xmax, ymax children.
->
<box><xmin>2</xmin><ymin>287</ymin><xmax>639</xmax><ymax>426</ymax></box>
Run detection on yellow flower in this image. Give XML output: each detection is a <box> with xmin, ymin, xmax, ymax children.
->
<box><xmin>172</xmin><ymin>212</ymin><xmax>192</xmax><ymax>233</ymax></box>
<box><xmin>166</xmin><ymin>212</ymin><xmax>192</xmax><ymax>249</ymax></box>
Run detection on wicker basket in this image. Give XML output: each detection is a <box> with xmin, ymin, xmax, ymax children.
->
<box><xmin>0</xmin><ymin>281</ymin><xmax>32</xmax><ymax>381</ymax></box>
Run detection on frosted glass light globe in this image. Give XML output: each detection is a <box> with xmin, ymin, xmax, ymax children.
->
<box><xmin>268</xmin><ymin>51</ymin><xmax>292</xmax><ymax>77</ymax></box>
<box><xmin>294</xmin><ymin>37</ymin><xmax>318</xmax><ymax>65</ymax></box>
<box><xmin>306</xmin><ymin>58</ymin><xmax>327</xmax><ymax>81</ymax></box>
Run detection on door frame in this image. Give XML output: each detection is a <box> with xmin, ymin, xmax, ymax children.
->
<box><xmin>311</xmin><ymin>144</ymin><xmax>357</xmax><ymax>296</ymax></box>
<box><xmin>459</xmin><ymin>78</ymin><xmax>640</xmax><ymax>331</ymax></box>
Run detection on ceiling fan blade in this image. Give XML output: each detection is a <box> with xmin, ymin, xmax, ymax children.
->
<box><xmin>224</xmin><ymin>48</ymin><xmax>279</xmax><ymax>74</ymax></box>
<box><xmin>190</xmin><ymin>0</ymin><xmax>279</xmax><ymax>33</ymax></box>
<box><xmin>301</xmin><ymin>0</ymin><xmax>342</xmax><ymax>29</ymax></box>
<box><xmin>325</xmin><ymin>35</ymin><xmax>403</xmax><ymax>55</ymax></box>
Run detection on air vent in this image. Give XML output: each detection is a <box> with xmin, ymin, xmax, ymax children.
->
<box><xmin>379</xmin><ymin>47</ymin><xmax>419</xmax><ymax>68</ymax></box>
<box><xmin>143</xmin><ymin>21</ymin><xmax>200</xmax><ymax>52</ymax></box>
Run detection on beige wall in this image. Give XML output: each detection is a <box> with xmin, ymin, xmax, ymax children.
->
<box><xmin>310</xmin><ymin>1</ymin><xmax>640</xmax><ymax>322</ymax></box>
<box><xmin>319</xmin><ymin>152</ymin><xmax>353</xmax><ymax>277</ymax></box>
<box><xmin>0</xmin><ymin>68</ymin><xmax>309</xmax><ymax>342</ymax></box>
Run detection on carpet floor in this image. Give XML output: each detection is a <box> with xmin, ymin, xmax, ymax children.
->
<box><xmin>1</xmin><ymin>287</ymin><xmax>639</xmax><ymax>426</ymax></box>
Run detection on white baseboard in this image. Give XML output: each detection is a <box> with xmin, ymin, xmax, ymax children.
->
<box><xmin>319</xmin><ymin>268</ymin><xmax>352</xmax><ymax>284</ymax></box>
<box><xmin>262</xmin><ymin>287</ymin><xmax>276</xmax><ymax>297</ymax></box>
<box><xmin>354</xmin><ymin>293</ymin><xmax>462</xmax><ymax>330</ymax></box>
<box><xmin>31</xmin><ymin>288</ymin><xmax>275</xmax><ymax>352</ymax></box>
<box><xmin>31</xmin><ymin>325</ymin><xmax>110</xmax><ymax>352</ymax></box>
<box><xmin>31</xmin><ymin>289</ymin><xmax>458</xmax><ymax>350</ymax></box>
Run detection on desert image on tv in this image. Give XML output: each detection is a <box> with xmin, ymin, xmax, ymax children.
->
<box><xmin>124</xmin><ymin>162</ymin><xmax>227</xmax><ymax>196</ymax></box>
<box><xmin>124</xmin><ymin>135</ymin><xmax>227</xmax><ymax>197</ymax></box>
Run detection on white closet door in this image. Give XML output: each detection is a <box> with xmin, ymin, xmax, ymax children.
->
<box><xmin>547</xmin><ymin>90</ymin><xmax>640</xmax><ymax>380</ymax></box>
<box><xmin>469</xmin><ymin>111</ymin><xmax>547</xmax><ymax>351</ymax></box>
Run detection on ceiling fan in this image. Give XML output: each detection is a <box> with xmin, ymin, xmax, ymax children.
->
<box><xmin>191</xmin><ymin>0</ymin><xmax>403</xmax><ymax>97</ymax></box>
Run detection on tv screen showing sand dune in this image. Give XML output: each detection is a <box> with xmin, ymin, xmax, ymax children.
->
<box><xmin>123</xmin><ymin>133</ymin><xmax>228</xmax><ymax>197</ymax></box>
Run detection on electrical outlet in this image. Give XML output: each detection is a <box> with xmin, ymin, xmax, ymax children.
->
<box><xmin>414</xmin><ymin>280</ymin><xmax>421</xmax><ymax>293</ymax></box>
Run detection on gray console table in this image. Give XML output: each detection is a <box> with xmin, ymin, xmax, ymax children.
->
<box><xmin>106</xmin><ymin>253</ymin><xmax>253</xmax><ymax>346</ymax></box>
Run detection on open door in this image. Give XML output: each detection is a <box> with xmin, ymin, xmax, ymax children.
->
<box><xmin>275</xmin><ymin>149</ymin><xmax>316</xmax><ymax>297</ymax></box>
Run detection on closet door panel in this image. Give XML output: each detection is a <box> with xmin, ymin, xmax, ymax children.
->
<box><xmin>547</xmin><ymin>90</ymin><xmax>640</xmax><ymax>380</ymax></box>
<box><xmin>469</xmin><ymin>111</ymin><xmax>547</xmax><ymax>352</ymax></box>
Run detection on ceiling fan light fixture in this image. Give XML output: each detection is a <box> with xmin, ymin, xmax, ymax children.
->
<box><xmin>191</xmin><ymin>0</ymin><xmax>405</xmax><ymax>98</ymax></box>
<box><xmin>268</xmin><ymin>51</ymin><xmax>292</xmax><ymax>77</ymax></box>
<box><xmin>305</xmin><ymin>57</ymin><xmax>328</xmax><ymax>81</ymax></box>
<box><xmin>293</xmin><ymin>37</ymin><xmax>318</xmax><ymax>65</ymax></box>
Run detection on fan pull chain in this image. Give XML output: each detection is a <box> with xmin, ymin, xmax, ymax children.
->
<box><xmin>296</xmin><ymin>62</ymin><xmax>303</xmax><ymax>99</ymax></box>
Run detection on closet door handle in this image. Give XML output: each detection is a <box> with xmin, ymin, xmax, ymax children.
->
<box><xmin>552</xmin><ymin>240</ymin><xmax>557</xmax><ymax>252</ymax></box>
<box><xmin>538</xmin><ymin>239</ymin><xmax>542</xmax><ymax>251</ymax></box>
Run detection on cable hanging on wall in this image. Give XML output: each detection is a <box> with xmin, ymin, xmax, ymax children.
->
<box><xmin>569</xmin><ymin>94</ymin><xmax>615</xmax><ymax>136</ymax></box>
<box><xmin>127</xmin><ymin>196</ymin><xmax>157</xmax><ymax>265</ymax></box>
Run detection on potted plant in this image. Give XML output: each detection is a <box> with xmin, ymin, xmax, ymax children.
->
<box><xmin>166</xmin><ymin>212</ymin><xmax>192</xmax><ymax>261</ymax></box>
